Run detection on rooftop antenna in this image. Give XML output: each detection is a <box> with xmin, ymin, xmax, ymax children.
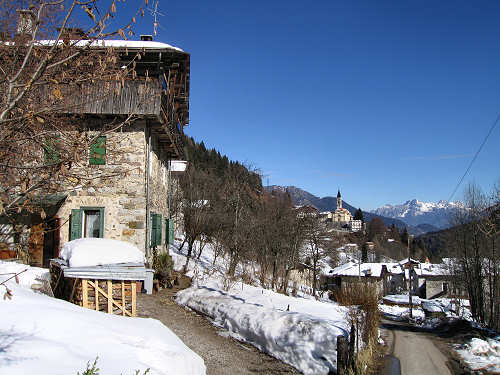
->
<box><xmin>147</xmin><ymin>0</ymin><xmax>165</xmax><ymax>37</ymax></box>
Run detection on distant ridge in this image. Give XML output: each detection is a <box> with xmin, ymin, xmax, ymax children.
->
<box><xmin>265</xmin><ymin>185</ymin><xmax>421</xmax><ymax>232</ymax></box>
<box><xmin>370</xmin><ymin>199</ymin><xmax>463</xmax><ymax>229</ymax></box>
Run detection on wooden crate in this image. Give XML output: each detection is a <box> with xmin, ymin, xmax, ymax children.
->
<box><xmin>51</xmin><ymin>265</ymin><xmax>137</xmax><ymax>317</ymax></box>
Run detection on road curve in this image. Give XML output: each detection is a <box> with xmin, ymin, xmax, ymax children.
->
<box><xmin>380</xmin><ymin>320</ymin><xmax>452</xmax><ymax>375</ymax></box>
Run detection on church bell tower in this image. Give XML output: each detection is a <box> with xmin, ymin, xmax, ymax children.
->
<box><xmin>337</xmin><ymin>189</ymin><xmax>342</xmax><ymax>209</ymax></box>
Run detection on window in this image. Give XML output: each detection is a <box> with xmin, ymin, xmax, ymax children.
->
<box><xmin>70</xmin><ymin>207</ymin><xmax>104</xmax><ymax>240</ymax></box>
<box><xmin>89</xmin><ymin>136</ymin><xmax>106</xmax><ymax>165</ymax></box>
<box><xmin>442</xmin><ymin>282</ymin><xmax>448</xmax><ymax>293</ymax></box>
<box><xmin>84</xmin><ymin>210</ymin><xmax>101</xmax><ymax>238</ymax></box>
<box><xmin>150</xmin><ymin>213</ymin><xmax>162</xmax><ymax>247</ymax></box>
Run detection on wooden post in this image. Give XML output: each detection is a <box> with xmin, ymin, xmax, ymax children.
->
<box><xmin>121</xmin><ymin>280</ymin><xmax>125</xmax><ymax>316</ymax></box>
<box><xmin>349</xmin><ymin>323</ymin><xmax>356</xmax><ymax>371</ymax></box>
<box><xmin>95</xmin><ymin>279</ymin><xmax>99</xmax><ymax>311</ymax></box>
<box><xmin>131</xmin><ymin>281</ymin><xmax>137</xmax><ymax>317</ymax></box>
<box><xmin>107</xmin><ymin>280</ymin><xmax>112</xmax><ymax>314</ymax></box>
<box><xmin>82</xmin><ymin>279</ymin><xmax>88</xmax><ymax>308</ymax></box>
<box><xmin>337</xmin><ymin>335</ymin><xmax>347</xmax><ymax>375</ymax></box>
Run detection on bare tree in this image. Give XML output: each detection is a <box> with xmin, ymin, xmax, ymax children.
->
<box><xmin>303</xmin><ymin>215</ymin><xmax>330</xmax><ymax>297</ymax></box>
<box><xmin>448</xmin><ymin>182</ymin><xmax>500</xmax><ymax>329</ymax></box>
<box><xmin>0</xmin><ymin>1</ymin><xmax>148</xmax><ymax>246</ymax></box>
<box><xmin>179</xmin><ymin>168</ymin><xmax>216</xmax><ymax>272</ymax></box>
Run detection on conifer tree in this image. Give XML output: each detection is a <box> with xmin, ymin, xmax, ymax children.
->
<box><xmin>354</xmin><ymin>208</ymin><xmax>364</xmax><ymax>223</ymax></box>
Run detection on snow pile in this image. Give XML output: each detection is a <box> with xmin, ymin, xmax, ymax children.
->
<box><xmin>422</xmin><ymin>300</ymin><xmax>444</xmax><ymax>313</ymax></box>
<box><xmin>456</xmin><ymin>337</ymin><xmax>500</xmax><ymax>372</ymax></box>
<box><xmin>171</xmin><ymin>241</ymin><xmax>350</xmax><ymax>375</ymax></box>
<box><xmin>378</xmin><ymin>303</ymin><xmax>425</xmax><ymax>320</ymax></box>
<box><xmin>0</xmin><ymin>261</ymin><xmax>206</xmax><ymax>375</ymax></box>
<box><xmin>176</xmin><ymin>281</ymin><xmax>349</xmax><ymax>375</ymax></box>
<box><xmin>0</xmin><ymin>260</ymin><xmax>49</xmax><ymax>288</ymax></box>
<box><xmin>383</xmin><ymin>294</ymin><xmax>423</xmax><ymax>305</ymax></box>
<box><xmin>59</xmin><ymin>238</ymin><xmax>144</xmax><ymax>267</ymax></box>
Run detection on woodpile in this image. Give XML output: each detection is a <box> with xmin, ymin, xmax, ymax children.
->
<box><xmin>50</xmin><ymin>261</ymin><xmax>140</xmax><ymax>317</ymax></box>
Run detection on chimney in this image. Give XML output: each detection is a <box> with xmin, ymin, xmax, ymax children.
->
<box><xmin>16</xmin><ymin>9</ymin><xmax>34</xmax><ymax>36</ymax></box>
<box><xmin>140</xmin><ymin>35</ymin><xmax>153</xmax><ymax>41</ymax></box>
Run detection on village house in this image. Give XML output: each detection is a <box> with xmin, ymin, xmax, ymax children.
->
<box><xmin>1</xmin><ymin>33</ymin><xmax>190</xmax><ymax>267</ymax></box>
<box><xmin>322</xmin><ymin>257</ymin><xmax>454</xmax><ymax>299</ymax></box>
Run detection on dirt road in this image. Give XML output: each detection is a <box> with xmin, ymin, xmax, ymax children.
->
<box><xmin>137</xmin><ymin>277</ymin><xmax>300</xmax><ymax>375</ymax></box>
<box><xmin>380</xmin><ymin>320</ymin><xmax>453</xmax><ymax>375</ymax></box>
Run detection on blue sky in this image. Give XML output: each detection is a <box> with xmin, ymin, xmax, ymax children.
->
<box><xmin>120</xmin><ymin>0</ymin><xmax>500</xmax><ymax>210</ymax></box>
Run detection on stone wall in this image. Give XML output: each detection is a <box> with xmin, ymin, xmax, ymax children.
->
<box><xmin>56</xmin><ymin>121</ymin><xmax>148</xmax><ymax>252</ymax></box>
<box><xmin>55</xmin><ymin>119</ymin><xmax>175</xmax><ymax>259</ymax></box>
<box><xmin>148</xmin><ymin>132</ymin><xmax>170</xmax><ymax>253</ymax></box>
<box><xmin>425</xmin><ymin>277</ymin><xmax>449</xmax><ymax>299</ymax></box>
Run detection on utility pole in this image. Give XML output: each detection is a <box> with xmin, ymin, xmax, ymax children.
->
<box><xmin>408</xmin><ymin>234</ymin><xmax>414</xmax><ymax>319</ymax></box>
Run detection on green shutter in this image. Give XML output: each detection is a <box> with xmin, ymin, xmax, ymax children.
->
<box><xmin>89</xmin><ymin>136</ymin><xmax>106</xmax><ymax>165</ymax></box>
<box><xmin>166</xmin><ymin>219</ymin><xmax>174</xmax><ymax>244</ymax></box>
<box><xmin>70</xmin><ymin>209</ymin><xmax>82</xmax><ymax>240</ymax></box>
<box><xmin>155</xmin><ymin>214</ymin><xmax>162</xmax><ymax>246</ymax></box>
<box><xmin>44</xmin><ymin>137</ymin><xmax>60</xmax><ymax>164</ymax></box>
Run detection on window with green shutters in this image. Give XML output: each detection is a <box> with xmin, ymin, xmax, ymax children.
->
<box><xmin>151</xmin><ymin>213</ymin><xmax>162</xmax><ymax>247</ymax></box>
<box><xmin>70</xmin><ymin>207</ymin><xmax>105</xmax><ymax>240</ymax></box>
<box><xmin>165</xmin><ymin>218</ymin><xmax>175</xmax><ymax>245</ymax></box>
<box><xmin>89</xmin><ymin>136</ymin><xmax>106</xmax><ymax>165</ymax></box>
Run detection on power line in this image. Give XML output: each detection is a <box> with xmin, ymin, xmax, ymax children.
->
<box><xmin>447</xmin><ymin>111</ymin><xmax>500</xmax><ymax>202</ymax></box>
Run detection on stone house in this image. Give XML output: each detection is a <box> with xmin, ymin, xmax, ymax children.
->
<box><xmin>321</xmin><ymin>262</ymin><xmax>405</xmax><ymax>297</ymax></box>
<box><xmin>2</xmin><ymin>37</ymin><xmax>190</xmax><ymax>267</ymax></box>
<box><xmin>322</xmin><ymin>258</ymin><xmax>455</xmax><ymax>300</ymax></box>
<box><xmin>411</xmin><ymin>261</ymin><xmax>453</xmax><ymax>299</ymax></box>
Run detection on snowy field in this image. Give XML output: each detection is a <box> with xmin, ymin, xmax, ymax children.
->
<box><xmin>0</xmin><ymin>259</ymin><xmax>206</xmax><ymax>375</ymax></box>
<box><xmin>171</xmin><ymin>240</ymin><xmax>351</xmax><ymax>375</ymax></box>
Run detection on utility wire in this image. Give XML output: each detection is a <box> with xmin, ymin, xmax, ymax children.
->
<box><xmin>447</xmin><ymin>111</ymin><xmax>500</xmax><ymax>203</ymax></box>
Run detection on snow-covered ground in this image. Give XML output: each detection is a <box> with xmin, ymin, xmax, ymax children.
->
<box><xmin>0</xmin><ymin>260</ymin><xmax>206</xmax><ymax>375</ymax></box>
<box><xmin>456</xmin><ymin>336</ymin><xmax>500</xmax><ymax>373</ymax></box>
<box><xmin>171</xmin><ymin>240</ymin><xmax>351</xmax><ymax>375</ymax></box>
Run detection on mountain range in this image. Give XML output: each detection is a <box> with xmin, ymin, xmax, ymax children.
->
<box><xmin>265</xmin><ymin>185</ymin><xmax>459</xmax><ymax>235</ymax></box>
<box><xmin>370</xmin><ymin>199</ymin><xmax>463</xmax><ymax>229</ymax></box>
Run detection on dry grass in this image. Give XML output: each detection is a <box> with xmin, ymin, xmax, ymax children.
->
<box><xmin>334</xmin><ymin>282</ymin><xmax>381</xmax><ymax>374</ymax></box>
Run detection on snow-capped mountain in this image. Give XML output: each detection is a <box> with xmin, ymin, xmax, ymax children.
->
<box><xmin>371</xmin><ymin>199</ymin><xmax>463</xmax><ymax>229</ymax></box>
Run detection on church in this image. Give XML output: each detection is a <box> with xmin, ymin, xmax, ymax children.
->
<box><xmin>332</xmin><ymin>190</ymin><xmax>353</xmax><ymax>223</ymax></box>
<box><xmin>332</xmin><ymin>190</ymin><xmax>352</xmax><ymax>223</ymax></box>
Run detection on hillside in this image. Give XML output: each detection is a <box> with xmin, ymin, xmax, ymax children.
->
<box><xmin>265</xmin><ymin>185</ymin><xmax>411</xmax><ymax>229</ymax></box>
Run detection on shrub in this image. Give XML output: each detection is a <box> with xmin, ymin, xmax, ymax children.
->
<box><xmin>153</xmin><ymin>252</ymin><xmax>174</xmax><ymax>288</ymax></box>
<box><xmin>334</xmin><ymin>282</ymin><xmax>381</xmax><ymax>374</ymax></box>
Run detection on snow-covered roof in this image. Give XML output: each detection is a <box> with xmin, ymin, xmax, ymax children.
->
<box><xmin>34</xmin><ymin>39</ymin><xmax>184</xmax><ymax>52</ymax></box>
<box><xmin>415</xmin><ymin>262</ymin><xmax>450</xmax><ymax>276</ymax></box>
<box><xmin>327</xmin><ymin>259</ymin><xmax>450</xmax><ymax>278</ymax></box>
<box><xmin>398</xmin><ymin>258</ymin><xmax>420</xmax><ymax>265</ymax></box>
<box><xmin>328</xmin><ymin>262</ymin><xmax>400</xmax><ymax>277</ymax></box>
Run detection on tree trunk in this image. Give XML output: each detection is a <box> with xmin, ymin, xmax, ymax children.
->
<box><xmin>183</xmin><ymin>239</ymin><xmax>195</xmax><ymax>273</ymax></box>
<box><xmin>227</xmin><ymin>249</ymin><xmax>238</xmax><ymax>277</ymax></box>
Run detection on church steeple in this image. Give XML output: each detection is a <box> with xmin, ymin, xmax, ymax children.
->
<box><xmin>337</xmin><ymin>189</ymin><xmax>342</xmax><ymax>209</ymax></box>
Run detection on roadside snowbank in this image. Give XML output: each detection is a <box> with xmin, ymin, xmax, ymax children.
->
<box><xmin>59</xmin><ymin>238</ymin><xmax>144</xmax><ymax>267</ymax></box>
<box><xmin>456</xmin><ymin>337</ymin><xmax>500</xmax><ymax>373</ymax></box>
<box><xmin>172</xmin><ymin>241</ymin><xmax>350</xmax><ymax>375</ymax></box>
<box><xmin>0</xmin><ymin>261</ymin><xmax>205</xmax><ymax>375</ymax></box>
